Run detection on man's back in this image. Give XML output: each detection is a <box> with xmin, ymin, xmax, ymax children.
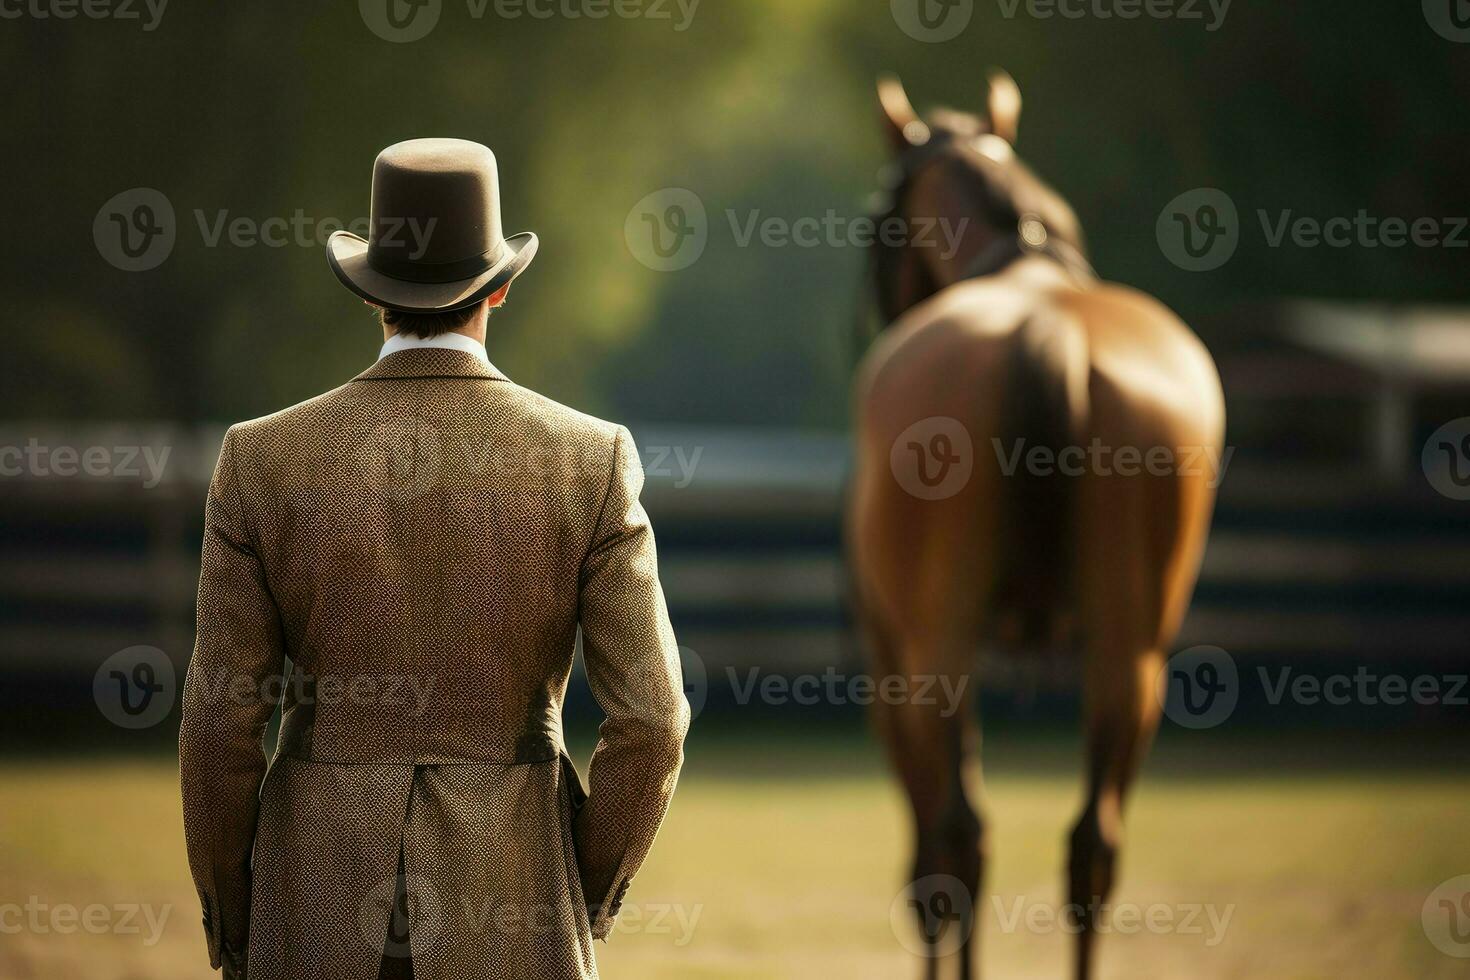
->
<box><xmin>180</xmin><ymin>345</ymin><xmax>689</xmax><ymax>979</ymax></box>
<box><xmin>224</xmin><ymin>347</ymin><xmax>622</xmax><ymax>761</ymax></box>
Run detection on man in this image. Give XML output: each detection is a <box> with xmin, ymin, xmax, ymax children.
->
<box><xmin>179</xmin><ymin>138</ymin><xmax>689</xmax><ymax>980</ymax></box>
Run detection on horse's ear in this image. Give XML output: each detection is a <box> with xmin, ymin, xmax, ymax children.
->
<box><xmin>986</xmin><ymin>69</ymin><xmax>1022</xmax><ymax>144</ymax></box>
<box><xmin>878</xmin><ymin>73</ymin><xmax>929</xmax><ymax>149</ymax></box>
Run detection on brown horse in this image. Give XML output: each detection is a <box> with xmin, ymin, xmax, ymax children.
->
<box><xmin>848</xmin><ymin>72</ymin><xmax>1224</xmax><ymax>980</ymax></box>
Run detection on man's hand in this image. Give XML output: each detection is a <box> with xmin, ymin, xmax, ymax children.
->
<box><xmin>221</xmin><ymin>941</ymin><xmax>248</xmax><ymax>980</ymax></box>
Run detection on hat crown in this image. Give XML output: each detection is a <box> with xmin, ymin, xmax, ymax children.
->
<box><xmin>368</xmin><ymin>138</ymin><xmax>506</xmax><ymax>270</ymax></box>
<box><xmin>327</xmin><ymin>137</ymin><xmax>538</xmax><ymax>314</ymax></box>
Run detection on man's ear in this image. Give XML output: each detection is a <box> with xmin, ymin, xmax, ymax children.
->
<box><xmin>487</xmin><ymin>284</ymin><xmax>511</xmax><ymax>309</ymax></box>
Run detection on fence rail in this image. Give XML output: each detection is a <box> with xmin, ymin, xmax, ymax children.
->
<box><xmin>3</xmin><ymin>425</ymin><xmax>1467</xmax><ymax>685</ymax></box>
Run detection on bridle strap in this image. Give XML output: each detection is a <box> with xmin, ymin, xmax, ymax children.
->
<box><xmin>961</xmin><ymin>212</ymin><xmax>1096</xmax><ymax>285</ymax></box>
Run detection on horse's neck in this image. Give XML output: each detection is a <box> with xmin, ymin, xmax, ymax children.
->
<box><xmin>939</xmin><ymin>252</ymin><xmax>1085</xmax><ymax>301</ymax></box>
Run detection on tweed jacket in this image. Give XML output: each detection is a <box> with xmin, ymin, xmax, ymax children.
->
<box><xmin>178</xmin><ymin>348</ymin><xmax>690</xmax><ymax>980</ymax></box>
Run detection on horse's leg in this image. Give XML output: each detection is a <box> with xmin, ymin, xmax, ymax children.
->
<box><xmin>1067</xmin><ymin>629</ymin><xmax>1164</xmax><ymax>980</ymax></box>
<box><xmin>850</xmin><ymin>328</ymin><xmax>1007</xmax><ymax>979</ymax></box>
<box><xmin>1064</xmin><ymin>384</ymin><xmax>1164</xmax><ymax>980</ymax></box>
<box><xmin>872</xmin><ymin>630</ymin><xmax>983</xmax><ymax>980</ymax></box>
<box><xmin>1066</xmin><ymin>410</ymin><xmax>1216</xmax><ymax>980</ymax></box>
<box><xmin>862</xmin><ymin>616</ymin><xmax>939</xmax><ymax>980</ymax></box>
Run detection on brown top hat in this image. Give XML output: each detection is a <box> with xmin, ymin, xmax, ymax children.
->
<box><xmin>327</xmin><ymin>138</ymin><xmax>538</xmax><ymax>313</ymax></box>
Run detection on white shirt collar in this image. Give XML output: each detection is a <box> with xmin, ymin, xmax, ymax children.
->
<box><xmin>378</xmin><ymin>330</ymin><xmax>492</xmax><ymax>367</ymax></box>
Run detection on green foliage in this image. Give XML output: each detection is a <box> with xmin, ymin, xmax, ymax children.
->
<box><xmin>2</xmin><ymin>0</ymin><xmax>1463</xmax><ymax>424</ymax></box>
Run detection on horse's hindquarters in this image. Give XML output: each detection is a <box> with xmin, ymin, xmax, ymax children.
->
<box><xmin>849</xmin><ymin>296</ymin><xmax>1089</xmax><ymax>659</ymax></box>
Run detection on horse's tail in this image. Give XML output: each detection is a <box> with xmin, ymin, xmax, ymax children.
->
<box><xmin>991</xmin><ymin>310</ymin><xmax>1088</xmax><ymax>651</ymax></box>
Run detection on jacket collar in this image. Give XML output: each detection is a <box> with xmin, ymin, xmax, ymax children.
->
<box><xmin>378</xmin><ymin>329</ymin><xmax>491</xmax><ymax>364</ymax></box>
<box><xmin>351</xmin><ymin>347</ymin><xmax>511</xmax><ymax>383</ymax></box>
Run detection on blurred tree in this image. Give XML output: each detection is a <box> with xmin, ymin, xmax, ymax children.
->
<box><xmin>1</xmin><ymin>0</ymin><xmax>1465</xmax><ymax>426</ymax></box>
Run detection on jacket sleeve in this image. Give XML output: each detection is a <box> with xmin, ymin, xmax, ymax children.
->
<box><xmin>178</xmin><ymin>426</ymin><xmax>286</xmax><ymax>971</ymax></box>
<box><xmin>574</xmin><ymin>425</ymin><xmax>691</xmax><ymax>940</ymax></box>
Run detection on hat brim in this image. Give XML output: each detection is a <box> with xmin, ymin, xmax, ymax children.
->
<box><xmin>326</xmin><ymin>230</ymin><xmax>538</xmax><ymax>314</ymax></box>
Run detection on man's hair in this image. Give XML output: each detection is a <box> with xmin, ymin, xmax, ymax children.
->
<box><xmin>379</xmin><ymin>303</ymin><xmax>482</xmax><ymax>339</ymax></box>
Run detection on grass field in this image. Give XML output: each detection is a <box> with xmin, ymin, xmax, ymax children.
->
<box><xmin>1</xmin><ymin>726</ymin><xmax>1465</xmax><ymax>979</ymax></box>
